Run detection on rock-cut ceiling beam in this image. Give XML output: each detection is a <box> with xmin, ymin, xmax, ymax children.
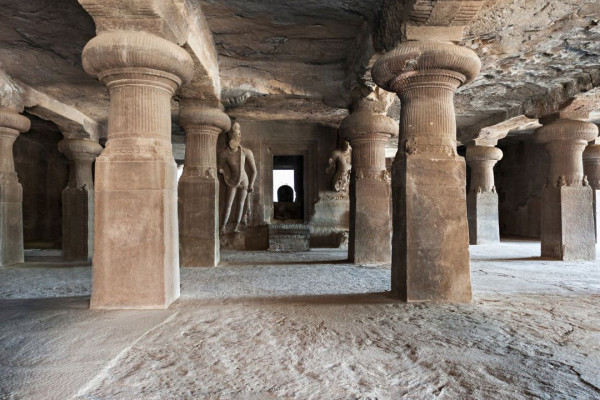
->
<box><xmin>78</xmin><ymin>0</ymin><xmax>221</xmax><ymax>103</ymax></box>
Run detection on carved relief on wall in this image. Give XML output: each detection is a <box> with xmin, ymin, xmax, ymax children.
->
<box><xmin>217</xmin><ymin>122</ymin><xmax>257</xmax><ymax>233</ymax></box>
<box><xmin>326</xmin><ymin>140</ymin><xmax>352</xmax><ymax>192</ymax></box>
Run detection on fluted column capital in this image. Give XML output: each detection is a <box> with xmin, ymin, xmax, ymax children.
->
<box><xmin>82</xmin><ymin>30</ymin><xmax>194</xmax><ymax>92</ymax></box>
<box><xmin>179</xmin><ymin>105</ymin><xmax>231</xmax><ymax>134</ymax></box>
<box><xmin>534</xmin><ymin>119</ymin><xmax>598</xmax><ymax>145</ymax></box>
<box><xmin>0</xmin><ymin>107</ymin><xmax>30</xmax><ymax>137</ymax></box>
<box><xmin>372</xmin><ymin>41</ymin><xmax>481</xmax><ymax>93</ymax></box>
<box><xmin>465</xmin><ymin>145</ymin><xmax>503</xmax><ymax>163</ymax></box>
<box><xmin>340</xmin><ymin>110</ymin><xmax>398</xmax><ymax>143</ymax></box>
<box><xmin>534</xmin><ymin>118</ymin><xmax>598</xmax><ymax>188</ymax></box>
<box><xmin>583</xmin><ymin>144</ymin><xmax>600</xmax><ymax>190</ymax></box>
<box><xmin>58</xmin><ymin>138</ymin><xmax>103</xmax><ymax>162</ymax></box>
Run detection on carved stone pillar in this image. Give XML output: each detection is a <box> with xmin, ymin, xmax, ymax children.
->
<box><xmin>583</xmin><ymin>143</ymin><xmax>600</xmax><ymax>243</ymax></box>
<box><xmin>341</xmin><ymin>110</ymin><xmax>398</xmax><ymax>264</ymax></box>
<box><xmin>372</xmin><ymin>41</ymin><xmax>480</xmax><ymax>302</ymax></box>
<box><xmin>178</xmin><ymin>104</ymin><xmax>230</xmax><ymax>267</ymax></box>
<box><xmin>58</xmin><ymin>138</ymin><xmax>103</xmax><ymax>261</ymax></box>
<box><xmin>466</xmin><ymin>145</ymin><xmax>503</xmax><ymax>244</ymax></box>
<box><xmin>0</xmin><ymin>107</ymin><xmax>29</xmax><ymax>266</ymax></box>
<box><xmin>534</xmin><ymin>119</ymin><xmax>598</xmax><ymax>260</ymax></box>
<box><xmin>82</xmin><ymin>31</ymin><xmax>194</xmax><ymax>308</ymax></box>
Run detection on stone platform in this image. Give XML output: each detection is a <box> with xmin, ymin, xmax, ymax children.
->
<box><xmin>268</xmin><ymin>223</ymin><xmax>310</xmax><ymax>251</ymax></box>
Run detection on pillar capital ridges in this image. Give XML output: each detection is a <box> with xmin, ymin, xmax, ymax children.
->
<box><xmin>583</xmin><ymin>144</ymin><xmax>600</xmax><ymax>161</ymax></box>
<box><xmin>0</xmin><ymin>107</ymin><xmax>30</xmax><ymax>134</ymax></box>
<box><xmin>371</xmin><ymin>41</ymin><xmax>480</xmax><ymax>93</ymax></box>
<box><xmin>340</xmin><ymin>110</ymin><xmax>398</xmax><ymax>142</ymax></box>
<box><xmin>82</xmin><ymin>30</ymin><xmax>194</xmax><ymax>87</ymax></box>
<box><xmin>179</xmin><ymin>103</ymin><xmax>231</xmax><ymax>133</ymax></box>
<box><xmin>534</xmin><ymin>118</ymin><xmax>598</xmax><ymax>144</ymax></box>
<box><xmin>465</xmin><ymin>145</ymin><xmax>503</xmax><ymax>163</ymax></box>
<box><xmin>58</xmin><ymin>138</ymin><xmax>103</xmax><ymax>161</ymax></box>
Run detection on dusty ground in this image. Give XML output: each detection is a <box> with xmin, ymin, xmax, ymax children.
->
<box><xmin>0</xmin><ymin>241</ymin><xmax>599</xmax><ymax>399</ymax></box>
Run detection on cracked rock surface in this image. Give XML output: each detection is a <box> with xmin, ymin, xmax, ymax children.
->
<box><xmin>1</xmin><ymin>241</ymin><xmax>599</xmax><ymax>399</ymax></box>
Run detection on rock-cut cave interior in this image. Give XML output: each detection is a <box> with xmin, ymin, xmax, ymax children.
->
<box><xmin>0</xmin><ymin>0</ymin><xmax>599</xmax><ymax>398</ymax></box>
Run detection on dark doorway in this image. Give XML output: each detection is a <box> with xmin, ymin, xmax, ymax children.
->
<box><xmin>273</xmin><ymin>155</ymin><xmax>304</xmax><ymax>221</ymax></box>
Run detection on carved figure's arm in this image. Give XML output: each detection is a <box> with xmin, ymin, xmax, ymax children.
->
<box><xmin>246</xmin><ymin>149</ymin><xmax>257</xmax><ymax>191</ymax></box>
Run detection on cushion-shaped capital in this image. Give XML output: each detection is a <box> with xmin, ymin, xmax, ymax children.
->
<box><xmin>340</xmin><ymin>111</ymin><xmax>398</xmax><ymax>142</ymax></box>
<box><xmin>179</xmin><ymin>106</ymin><xmax>231</xmax><ymax>133</ymax></box>
<box><xmin>466</xmin><ymin>145</ymin><xmax>503</xmax><ymax>162</ymax></box>
<box><xmin>58</xmin><ymin>138</ymin><xmax>103</xmax><ymax>161</ymax></box>
<box><xmin>0</xmin><ymin>107</ymin><xmax>30</xmax><ymax>133</ymax></box>
<box><xmin>372</xmin><ymin>41</ymin><xmax>481</xmax><ymax>91</ymax></box>
<box><xmin>534</xmin><ymin>119</ymin><xmax>598</xmax><ymax>144</ymax></box>
<box><xmin>82</xmin><ymin>30</ymin><xmax>194</xmax><ymax>85</ymax></box>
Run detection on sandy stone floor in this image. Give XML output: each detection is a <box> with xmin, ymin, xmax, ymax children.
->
<box><xmin>1</xmin><ymin>240</ymin><xmax>599</xmax><ymax>399</ymax></box>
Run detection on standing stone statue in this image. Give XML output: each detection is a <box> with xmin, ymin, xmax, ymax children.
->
<box><xmin>326</xmin><ymin>140</ymin><xmax>352</xmax><ymax>192</ymax></box>
<box><xmin>218</xmin><ymin>122</ymin><xmax>257</xmax><ymax>233</ymax></box>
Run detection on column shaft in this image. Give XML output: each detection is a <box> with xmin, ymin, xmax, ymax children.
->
<box><xmin>534</xmin><ymin>119</ymin><xmax>598</xmax><ymax>260</ymax></box>
<box><xmin>58</xmin><ymin>138</ymin><xmax>102</xmax><ymax>261</ymax></box>
<box><xmin>0</xmin><ymin>107</ymin><xmax>29</xmax><ymax>266</ymax></box>
<box><xmin>373</xmin><ymin>41</ymin><xmax>480</xmax><ymax>302</ymax></box>
<box><xmin>466</xmin><ymin>145</ymin><xmax>503</xmax><ymax>244</ymax></box>
<box><xmin>178</xmin><ymin>105</ymin><xmax>230</xmax><ymax>267</ymax></box>
<box><xmin>82</xmin><ymin>31</ymin><xmax>193</xmax><ymax>309</ymax></box>
<box><xmin>342</xmin><ymin>111</ymin><xmax>397</xmax><ymax>265</ymax></box>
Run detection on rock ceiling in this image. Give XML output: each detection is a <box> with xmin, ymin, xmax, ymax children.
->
<box><xmin>0</xmin><ymin>0</ymin><xmax>599</xmax><ymax>143</ymax></box>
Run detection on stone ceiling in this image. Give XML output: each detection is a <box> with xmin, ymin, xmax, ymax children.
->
<box><xmin>0</xmin><ymin>0</ymin><xmax>599</xmax><ymax>143</ymax></box>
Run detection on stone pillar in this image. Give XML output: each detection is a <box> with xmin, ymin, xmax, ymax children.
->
<box><xmin>466</xmin><ymin>145</ymin><xmax>503</xmax><ymax>244</ymax></box>
<box><xmin>58</xmin><ymin>138</ymin><xmax>103</xmax><ymax>261</ymax></box>
<box><xmin>372</xmin><ymin>41</ymin><xmax>480</xmax><ymax>302</ymax></box>
<box><xmin>178</xmin><ymin>104</ymin><xmax>230</xmax><ymax>267</ymax></box>
<box><xmin>534</xmin><ymin>119</ymin><xmax>598</xmax><ymax>260</ymax></box>
<box><xmin>82</xmin><ymin>31</ymin><xmax>194</xmax><ymax>309</ymax></box>
<box><xmin>583</xmin><ymin>143</ymin><xmax>600</xmax><ymax>244</ymax></box>
<box><xmin>0</xmin><ymin>107</ymin><xmax>30</xmax><ymax>266</ymax></box>
<box><xmin>341</xmin><ymin>110</ymin><xmax>398</xmax><ymax>264</ymax></box>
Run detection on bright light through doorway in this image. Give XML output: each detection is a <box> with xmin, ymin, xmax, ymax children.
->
<box><xmin>273</xmin><ymin>169</ymin><xmax>295</xmax><ymax>201</ymax></box>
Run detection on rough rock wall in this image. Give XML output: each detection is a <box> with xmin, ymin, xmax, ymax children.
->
<box><xmin>496</xmin><ymin>140</ymin><xmax>548</xmax><ymax>238</ymax></box>
<box><xmin>14</xmin><ymin>116</ymin><xmax>68</xmax><ymax>248</ymax></box>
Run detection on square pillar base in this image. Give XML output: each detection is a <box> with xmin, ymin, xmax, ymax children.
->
<box><xmin>178</xmin><ymin>177</ymin><xmax>219</xmax><ymax>267</ymax></box>
<box><xmin>349</xmin><ymin>178</ymin><xmax>391</xmax><ymax>264</ymax></box>
<box><xmin>392</xmin><ymin>155</ymin><xmax>472</xmax><ymax>302</ymax></box>
<box><xmin>91</xmin><ymin>158</ymin><xmax>180</xmax><ymax>309</ymax></box>
<box><xmin>467</xmin><ymin>192</ymin><xmax>500</xmax><ymax>244</ymax></box>
<box><xmin>541</xmin><ymin>185</ymin><xmax>596</xmax><ymax>260</ymax></box>
<box><xmin>62</xmin><ymin>187</ymin><xmax>94</xmax><ymax>261</ymax></box>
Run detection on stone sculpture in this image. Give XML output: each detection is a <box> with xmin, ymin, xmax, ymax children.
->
<box><xmin>326</xmin><ymin>140</ymin><xmax>352</xmax><ymax>192</ymax></box>
<box><xmin>218</xmin><ymin>122</ymin><xmax>257</xmax><ymax>233</ymax></box>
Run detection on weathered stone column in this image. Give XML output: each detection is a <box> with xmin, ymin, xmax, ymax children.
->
<box><xmin>178</xmin><ymin>104</ymin><xmax>230</xmax><ymax>267</ymax></box>
<box><xmin>466</xmin><ymin>145</ymin><xmax>503</xmax><ymax>244</ymax></box>
<box><xmin>341</xmin><ymin>110</ymin><xmax>398</xmax><ymax>264</ymax></box>
<box><xmin>583</xmin><ymin>142</ymin><xmax>600</xmax><ymax>244</ymax></box>
<box><xmin>82</xmin><ymin>31</ymin><xmax>194</xmax><ymax>308</ymax></box>
<box><xmin>0</xmin><ymin>107</ymin><xmax>30</xmax><ymax>266</ymax></box>
<box><xmin>372</xmin><ymin>41</ymin><xmax>480</xmax><ymax>302</ymax></box>
<box><xmin>58</xmin><ymin>138</ymin><xmax>103</xmax><ymax>261</ymax></box>
<box><xmin>534</xmin><ymin>119</ymin><xmax>598</xmax><ymax>260</ymax></box>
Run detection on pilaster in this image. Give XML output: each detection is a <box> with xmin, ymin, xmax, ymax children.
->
<box><xmin>372</xmin><ymin>40</ymin><xmax>480</xmax><ymax>302</ymax></box>
<box><xmin>466</xmin><ymin>145</ymin><xmax>503</xmax><ymax>244</ymax></box>
<box><xmin>82</xmin><ymin>30</ymin><xmax>194</xmax><ymax>308</ymax></box>
<box><xmin>0</xmin><ymin>107</ymin><xmax>30</xmax><ymax>266</ymax></box>
<box><xmin>341</xmin><ymin>110</ymin><xmax>398</xmax><ymax>265</ymax></box>
<box><xmin>178</xmin><ymin>104</ymin><xmax>230</xmax><ymax>267</ymax></box>
<box><xmin>534</xmin><ymin>118</ymin><xmax>598</xmax><ymax>260</ymax></box>
<box><xmin>58</xmin><ymin>138</ymin><xmax>103</xmax><ymax>261</ymax></box>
